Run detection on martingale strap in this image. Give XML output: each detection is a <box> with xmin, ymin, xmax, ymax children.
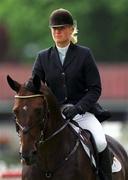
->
<box><xmin>15</xmin><ymin>94</ymin><xmax>43</xmax><ymax>99</ymax></box>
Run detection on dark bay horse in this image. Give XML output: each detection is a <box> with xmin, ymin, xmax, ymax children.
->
<box><xmin>7</xmin><ymin>74</ymin><xmax>128</xmax><ymax>180</ymax></box>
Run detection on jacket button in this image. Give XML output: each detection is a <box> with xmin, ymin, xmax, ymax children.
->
<box><xmin>65</xmin><ymin>97</ymin><xmax>68</xmax><ymax>101</ymax></box>
<box><xmin>62</xmin><ymin>72</ymin><xmax>65</xmax><ymax>76</ymax></box>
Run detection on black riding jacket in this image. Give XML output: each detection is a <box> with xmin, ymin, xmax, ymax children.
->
<box><xmin>32</xmin><ymin>43</ymin><xmax>101</xmax><ymax>113</ymax></box>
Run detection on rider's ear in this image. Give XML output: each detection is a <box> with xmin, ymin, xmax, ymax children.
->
<box><xmin>33</xmin><ymin>74</ymin><xmax>41</xmax><ymax>91</ymax></box>
<box><xmin>7</xmin><ymin>75</ymin><xmax>21</xmax><ymax>93</ymax></box>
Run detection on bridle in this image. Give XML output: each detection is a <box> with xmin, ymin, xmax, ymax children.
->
<box><xmin>14</xmin><ymin>93</ymin><xmax>80</xmax><ymax>178</ymax></box>
<box><xmin>15</xmin><ymin>94</ymin><xmax>43</xmax><ymax>99</ymax></box>
<box><xmin>14</xmin><ymin>94</ymin><xmax>70</xmax><ymax>145</ymax></box>
<box><xmin>14</xmin><ymin>94</ymin><xmax>44</xmax><ymax>141</ymax></box>
<box><xmin>15</xmin><ymin>94</ymin><xmax>80</xmax><ymax>179</ymax></box>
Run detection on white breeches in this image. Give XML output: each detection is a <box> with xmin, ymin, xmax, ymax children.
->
<box><xmin>70</xmin><ymin>112</ymin><xmax>107</xmax><ymax>153</ymax></box>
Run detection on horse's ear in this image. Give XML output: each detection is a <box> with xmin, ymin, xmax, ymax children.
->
<box><xmin>32</xmin><ymin>74</ymin><xmax>41</xmax><ymax>91</ymax></box>
<box><xmin>7</xmin><ymin>75</ymin><xmax>21</xmax><ymax>93</ymax></box>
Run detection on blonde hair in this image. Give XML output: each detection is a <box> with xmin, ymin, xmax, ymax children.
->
<box><xmin>71</xmin><ymin>20</ymin><xmax>78</xmax><ymax>44</ymax></box>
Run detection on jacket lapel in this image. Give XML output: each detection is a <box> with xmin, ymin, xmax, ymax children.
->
<box><xmin>50</xmin><ymin>43</ymin><xmax>77</xmax><ymax>71</ymax></box>
<box><xmin>51</xmin><ymin>46</ymin><xmax>63</xmax><ymax>70</ymax></box>
<box><xmin>63</xmin><ymin>43</ymin><xmax>76</xmax><ymax>70</ymax></box>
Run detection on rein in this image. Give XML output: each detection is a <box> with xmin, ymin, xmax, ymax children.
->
<box><xmin>39</xmin><ymin>119</ymin><xmax>70</xmax><ymax>144</ymax></box>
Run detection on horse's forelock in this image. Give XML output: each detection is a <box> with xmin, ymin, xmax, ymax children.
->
<box><xmin>24</xmin><ymin>78</ymin><xmax>60</xmax><ymax>113</ymax></box>
<box><xmin>24</xmin><ymin>78</ymin><xmax>41</xmax><ymax>94</ymax></box>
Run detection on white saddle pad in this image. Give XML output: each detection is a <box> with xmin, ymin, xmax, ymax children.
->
<box><xmin>81</xmin><ymin>141</ymin><xmax>122</xmax><ymax>173</ymax></box>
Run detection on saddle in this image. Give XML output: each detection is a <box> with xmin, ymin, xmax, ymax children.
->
<box><xmin>70</xmin><ymin>120</ymin><xmax>99</xmax><ymax>171</ymax></box>
<box><xmin>70</xmin><ymin>120</ymin><xmax>122</xmax><ymax>176</ymax></box>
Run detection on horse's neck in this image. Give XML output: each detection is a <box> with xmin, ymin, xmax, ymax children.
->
<box><xmin>40</xmin><ymin>87</ymin><xmax>76</xmax><ymax>161</ymax></box>
<box><xmin>39</xmin><ymin>122</ymin><xmax>75</xmax><ymax>169</ymax></box>
<box><xmin>44</xmin><ymin>88</ymin><xmax>63</xmax><ymax>132</ymax></box>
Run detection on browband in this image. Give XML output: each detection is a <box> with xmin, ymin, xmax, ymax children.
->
<box><xmin>15</xmin><ymin>94</ymin><xmax>43</xmax><ymax>99</ymax></box>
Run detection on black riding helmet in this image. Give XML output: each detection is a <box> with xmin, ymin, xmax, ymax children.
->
<box><xmin>49</xmin><ymin>8</ymin><xmax>74</xmax><ymax>27</ymax></box>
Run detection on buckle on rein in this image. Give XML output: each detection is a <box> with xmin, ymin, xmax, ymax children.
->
<box><xmin>44</xmin><ymin>171</ymin><xmax>53</xmax><ymax>179</ymax></box>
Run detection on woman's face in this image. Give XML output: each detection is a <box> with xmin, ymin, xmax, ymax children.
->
<box><xmin>51</xmin><ymin>25</ymin><xmax>74</xmax><ymax>47</ymax></box>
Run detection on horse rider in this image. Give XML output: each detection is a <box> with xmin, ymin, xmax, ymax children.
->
<box><xmin>32</xmin><ymin>8</ymin><xmax>112</xmax><ymax>180</ymax></box>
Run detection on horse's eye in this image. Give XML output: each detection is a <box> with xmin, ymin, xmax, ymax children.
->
<box><xmin>13</xmin><ymin>114</ymin><xmax>20</xmax><ymax>134</ymax></box>
<box><xmin>13</xmin><ymin>113</ymin><xmax>18</xmax><ymax>122</ymax></box>
<box><xmin>15</xmin><ymin>122</ymin><xmax>20</xmax><ymax>134</ymax></box>
<box><xmin>13</xmin><ymin>108</ymin><xmax>20</xmax><ymax>120</ymax></box>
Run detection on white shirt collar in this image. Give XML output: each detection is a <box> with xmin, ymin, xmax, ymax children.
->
<box><xmin>56</xmin><ymin>44</ymin><xmax>70</xmax><ymax>56</ymax></box>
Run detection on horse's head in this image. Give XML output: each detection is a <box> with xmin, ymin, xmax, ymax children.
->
<box><xmin>7</xmin><ymin>75</ymin><xmax>49</xmax><ymax>165</ymax></box>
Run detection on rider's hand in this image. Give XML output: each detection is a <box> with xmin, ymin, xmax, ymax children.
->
<box><xmin>63</xmin><ymin>105</ymin><xmax>82</xmax><ymax>119</ymax></box>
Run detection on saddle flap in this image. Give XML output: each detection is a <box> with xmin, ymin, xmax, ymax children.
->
<box><xmin>70</xmin><ymin>123</ymin><xmax>122</xmax><ymax>174</ymax></box>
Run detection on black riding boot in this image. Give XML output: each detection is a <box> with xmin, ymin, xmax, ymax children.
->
<box><xmin>98</xmin><ymin>147</ymin><xmax>112</xmax><ymax>180</ymax></box>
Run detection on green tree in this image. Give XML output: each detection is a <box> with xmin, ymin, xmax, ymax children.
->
<box><xmin>0</xmin><ymin>0</ymin><xmax>127</xmax><ymax>63</ymax></box>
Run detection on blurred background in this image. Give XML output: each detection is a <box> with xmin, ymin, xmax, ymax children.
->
<box><xmin>0</xmin><ymin>0</ymin><xmax>128</xmax><ymax>179</ymax></box>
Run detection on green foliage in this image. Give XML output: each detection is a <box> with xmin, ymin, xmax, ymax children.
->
<box><xmin>77</xmin><ymin>0</ymin><xmax>128</xmax><ymax>62</ymax></box>
<box><xmin>0</xmin><ymin>0</ymin><xmax>127</xmax><ymax>63</ymax></box>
